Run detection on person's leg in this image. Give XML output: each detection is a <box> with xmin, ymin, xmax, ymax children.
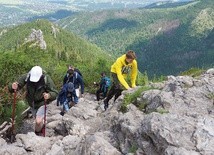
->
<box><xmin>104</xmin><ymin>73</ymin><xmax>122</xmax><ymax>110</ymax></box>
<box><xmin>103</xmin><ymin>87</ymin><xmax>108</xmax><ymax>98</ymax></box>
<box><xmin>114</xmin><ymin>89</ymin><xmax>123</xmax><ymax>102</ymax></box>
<box><xmin>64</xmin><ymin>100</ymin><xmax>70</xmax><ymax>112</ymax></box>
<box><xmin>35</xmin><ymin>105</ymin><xmax>45</xmax><ymax>134</ymax></box>
<box><xmin>96</xmin><ymin>88</ymin><xmax>102</xmax><ymax>101</ymax></box>
<box><xmin>104</xmin><ymin>85</ymin><xmax>116</xmax><ymax>103</ymax></box>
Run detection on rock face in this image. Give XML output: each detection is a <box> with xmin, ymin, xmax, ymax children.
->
<box><xmin>24</xmin><ymin>29</ymin><xmax>47</xmax><ymax>50</ymax></box>
<box><xmin>0</xmin><ymin>69</ymin><xmax>214</xmax><ymax>155</ymax></box>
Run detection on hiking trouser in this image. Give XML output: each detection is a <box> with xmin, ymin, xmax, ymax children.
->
<box><xmin>104</xmin><ymin>73</ymin><xmax>123</xmax><ymax>104</ymax></box>
<box><xmin>96</xmin><ymin>89</ymin><xmax>102</xmax><ymax>101</ymax></box>
<box><xmin>30</xmin><ymin>103</ymin><xmax>50</xmax><ymax>118</ymax></box>
<box><xmin>96</xmin><ymin>87</ymin><xmax>108</xmax><ymax>101</ymax></box>
<box><xmin>63</xmin><ymin>100</ymin><xmax>70</xmax><ymax>112</ymax></box>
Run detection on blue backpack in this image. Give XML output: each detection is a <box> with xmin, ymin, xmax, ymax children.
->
<box><xmin>104</xmin><ymin>77</ymin><xmax>111</xmax><ymax>87</ymax></box>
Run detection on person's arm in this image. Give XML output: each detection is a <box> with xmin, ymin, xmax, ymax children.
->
<box><xmin>114</xmin><ymin>60</ymin><xmax>130</xmax><ymax>89</ymax></box>
<box><xmin>8</xmin><ymin>73</ymin><xmax>28</xmax><ymax>92</ymax></box>
<box><xmin>131</xmin><ymin>60</ymin><xmax>138</xmax><ymax>88</ymax></box>
<box><xmin>57</xmin><ymin>90</ymin><xmax>64</xmax><ymax>106</ymax></box>
<box><xmin>45</xmin><ymin>75</ymin><xmax>58</xmax><ymax>101</ymax></box>
<box><xmin>63</xmin><ymin>74</ymin><xmax>68</xmax><ymax>85</ymax></box>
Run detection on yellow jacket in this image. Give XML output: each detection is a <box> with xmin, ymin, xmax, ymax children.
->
<box><xmin>111</xmin><ymin>54</ymin><xmax>138</xmax><ymax>89</ymax></box>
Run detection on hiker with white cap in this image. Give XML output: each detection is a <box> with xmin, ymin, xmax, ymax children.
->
<box><xmin>9</xmin><ymin>66</ymin><xmax>58</xmax><ymax>136</ymax></box>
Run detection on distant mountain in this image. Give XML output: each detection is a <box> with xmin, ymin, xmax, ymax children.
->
<box><xmin>57</xmin><ymin>0</ymin><xmax>214</xmax><ymax>78</ymax></box>
<box><xmin>0</xmin><ymin>0</ymin><xmax>194</xmax><ymax>28</ymax></box>
<box><xmin>144</xmin><ymin>0</ymin><xmax>194</xmax><ymax>9</ymax></box>
<box><xmin>62</xmin><ymin>0</ymin><xmax>195</xmax><ymax>11</ymax></box>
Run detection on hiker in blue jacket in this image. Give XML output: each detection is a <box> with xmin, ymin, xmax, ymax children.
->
<box><xmin>95</xmin><ymin>72</ymin><xmax>111</xmax><ymax>101</ymax></box>
<box><xmin>57</xmin><ymin>82</ymin><xmax>78</xmax><ymax>115</ymax></box>
<box><xmin>68</xmin><ymin>65</ymin><xmax>83</xmax><ymax>77</ymax></box>
<box><xmin>63</xmin><ymin>69</ymin><xmax>84</xmax><ymax>98</ymax></box>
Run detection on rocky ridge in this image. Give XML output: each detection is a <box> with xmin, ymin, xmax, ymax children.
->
<box><xmin>0</xmin><ymin>69</ymin><xmax>214</xmax><ymax>155</ymax></box>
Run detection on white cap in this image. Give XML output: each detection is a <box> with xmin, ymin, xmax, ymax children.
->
<box><xmin>30</xmin><ymin>66</ymin><xmax>43</xmax><ymax>82</ymax></box>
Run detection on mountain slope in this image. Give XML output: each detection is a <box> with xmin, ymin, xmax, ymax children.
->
<box><xmin>0</xmin><ymin>19</ymin><xmax>114</xmax><ymax>88</ymax></box>
<box><xmin>57</xmin><ymin>0</ymin><xmax>214</xmax><ymax>77</ymax></box>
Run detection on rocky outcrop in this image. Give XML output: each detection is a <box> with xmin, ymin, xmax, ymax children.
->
<box><xmin>0</xmin><ymin>29</ymin><xmax>7</xmax><ymax>38</ymax></box>
<box><xmin>24</xmin><ymin>29</ymin><xmax>47</xmax><ymax>50</ymax></box>
<box><xmin>51</xmin><ymin>25</ymin><xmax>59</xmax><ymax>38</ymax></box>
<box><xmin>0</xmin><ymin>69</ymin><xmax>214</xmax><ymax>155</ymax></box>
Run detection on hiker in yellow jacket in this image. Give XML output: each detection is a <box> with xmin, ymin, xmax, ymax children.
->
<box><xmin>104</xmin><ymin>50</ymin><xmax>138</xmax><ymax>110</ymax></box>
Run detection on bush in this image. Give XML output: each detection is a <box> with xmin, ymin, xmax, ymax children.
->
<box><xmin>0</xmin><ymin>87</ymin><xmax>28</xmax><ymax>125</ymax></box>
<box><xmin>120</xmin><ymin>86</ymin><xmax>151</xmax><ymax>113</ymax></box>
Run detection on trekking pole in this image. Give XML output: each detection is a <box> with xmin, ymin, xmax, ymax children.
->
<box><xmin>10</xmin><ymin>90</ymin><xmax>17</xmax><ymax>143</ymax></box>
<box><xmin>42</xmin><ymin>99</ymin><xmax>47</xmax><ymax>137</ymax></box>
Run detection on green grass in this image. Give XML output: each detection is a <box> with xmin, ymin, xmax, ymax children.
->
<box><xmin>129</xmin><ymin>144</ymin><xmax>138</xmax><ymax>153</ymax></box>
<box><xmin>206</xmin><ymin>93</ymin><xmax>214</xmax><ymax>100</ymax></box>
<box><xmin>179</xmin><ymin>67</ymin><xmax>205</xmax><ymax>77</ymax></box>
<box><xmin>120</xmin><ymin>86</ymin><xmax>151</xmax><ymax>113</ymax></box>
<box><xmin>156</xmin><ymin>108</ymin><xmax>169</xmax><ymax>114</ymax></box>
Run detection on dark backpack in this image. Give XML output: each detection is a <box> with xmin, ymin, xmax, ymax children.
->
<box><xmin>104</xmin><ymin>77</ymin><xmax>111</xmax><ymax>88</ymax></box>
<box><xmin>66</xmin><ymin>71</ymin><xmax>78</xmax><ymax>83</ymax></box>
<box><xmin>74</xmin><ymin>68</ymin><xmax>83</xmax><ymax>77</ymax></box>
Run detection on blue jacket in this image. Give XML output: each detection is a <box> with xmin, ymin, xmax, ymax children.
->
<box><xmin>57</xmin><ymin>83</ymin><xmax>78</xmax><ymax>105</ymax></box>
<box><xmin>100</xmin><ymin>76</ymin><xmax>111</xmax><ymax>92</ymax></box>
<box><xmin>63</xmin><ymin>72</ymin><xmax>84</xmax><ymax>94</ymax></box>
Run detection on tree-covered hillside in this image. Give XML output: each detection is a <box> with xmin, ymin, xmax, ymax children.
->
<box><xmin>0</xmin><ymin>19</ymin><xmax>114</xmax><ymax>89</ymax></box>
<box><xmin>57</xmin><ymin>0</ymin><xmax>214</xmax><ymax>77</ymax></box>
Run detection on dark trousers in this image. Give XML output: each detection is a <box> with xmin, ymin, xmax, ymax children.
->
<box><xmin>104</xmin><ymin>73</ymin><xmax>123</xmax><ymax>104</ymax></box>
<box><xmin>96</xmin><ymin>87</ymin><xmax>108</xmax><ymax>101</ymax></box>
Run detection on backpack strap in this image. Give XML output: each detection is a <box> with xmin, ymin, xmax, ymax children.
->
<box><xmin>72</xmin><ymin>72</ymin><xmax>78</xmax><ymax>83</ymax></box>
<box><xmin>25</xmin><ymin>72</ymin><xmax>31</xmax><ymax>82</ymax></box>
<box><xmin>66</xmin><ymin>72</ymin><xmax>78</xmax><ymax>84</ymax></box>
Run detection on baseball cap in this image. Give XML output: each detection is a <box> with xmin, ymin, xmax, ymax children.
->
<box><xmin>67</xmin><ymin>82</ymin><xmax>74</xmax><ymax>92</ymax></box>
<box><xmin>30</xmin><ymin>66</ymin><xmax>43</xmax><ymax>82</ymax></box>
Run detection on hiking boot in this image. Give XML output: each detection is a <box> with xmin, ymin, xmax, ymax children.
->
<box><xmin>27</xmin><ymin>110</ymin><xmax>33</xmax><ymax>118</ymax></box>
<box><xmin>35</xmin><ymin>126</ymin><xmax>45</xmax><ymax>136</ymax></box>
<box><xmin>60</xmin><ymin>111</ymin><xmax>65</xmax><ymax>116</ymax></box>
<box><xmin>35</xmin><ymin>130</ymin><xmax>43</xmax><ymax>136</ymax></box>
<box><xmin>35</xmin><ymin>131</ymin><xmax>42</xmax><ymax>136</ymax></box>
<box><xmin>104</xmin><ymin>100</ymin><xmax>109</xmax><ymax>111</ymax></box>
